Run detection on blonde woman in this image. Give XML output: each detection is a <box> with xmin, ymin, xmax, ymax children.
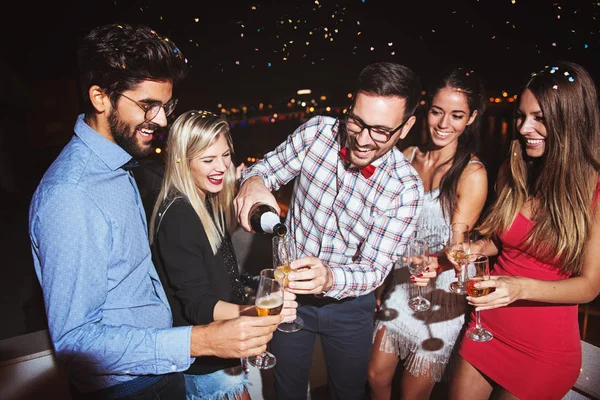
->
<box><xmin>149</xmin><ymin>110</ymin><xmax>296</xmax><ymax>400</ymax></box>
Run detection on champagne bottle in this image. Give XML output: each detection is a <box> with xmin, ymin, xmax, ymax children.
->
<box><xmin>249</xmin><ymin>204</ymin><xmax>287</xmax><ymax>237</ymax></box>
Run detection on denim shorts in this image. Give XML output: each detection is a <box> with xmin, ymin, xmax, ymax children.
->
<box><xmin>184</xmin><ymin>365</ymin><xmax>248</xmax><ymax>400</ymax></box>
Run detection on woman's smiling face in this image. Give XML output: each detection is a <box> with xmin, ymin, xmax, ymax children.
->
<box><xmin>427</xmin><ymin>87</ymin><xmax>477</xmax><ymax>149</ymax></box>
<box><xmin>190</xmin><ymin>133</ymin><xmax>232</xmax><ymax>196</ymax></box>
<box><xmin>515</xmin><ymin>89</ymin><xmax>547</xmax><ymax>158</ymax></box>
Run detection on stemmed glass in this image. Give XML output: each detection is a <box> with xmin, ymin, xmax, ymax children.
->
<box><xmin>445</xmin><ymin>222</ymin><xmax>471</xmax><ymax>295</ymax></box>
<box><xmin>272</xmin><ymin>235</ymin><xmax>304</xmax><ymax>332</ymax></box>
<box><xmin>246</xmin><ymin>269</ymin><xmax>284</xmax><ymax>369</ymax></box>
<box><xmin>465</xmin><ymin>254</ymin><xmax>494</xmax><ymax>342</ymax></box>
<box><xmin>406</xmin><ymin>238</ymin><xmax>431</xmax><ymax>312</ymax></box>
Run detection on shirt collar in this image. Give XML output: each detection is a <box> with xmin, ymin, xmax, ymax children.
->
<box><xmin>74</xmin><ymin>114</ymin><xmax>134</xmax><ymax>171</ymax></box>
<box><xmin>371</xmin><ymin>150</ymin><xmax>390</xmax><ymax>168</ymax></box>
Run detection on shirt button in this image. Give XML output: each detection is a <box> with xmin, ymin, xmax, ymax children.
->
<box><xmin>170</xmin><ymin>365</ymin><xmax>177</xmax><ymax>371</ymax></box>
<box><xmin>125</xmin><ymin>370</ymin><xmax>130</xmax><ymax>374</ymax></box>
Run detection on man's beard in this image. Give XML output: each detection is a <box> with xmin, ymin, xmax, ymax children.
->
<box><xmin>107</xmin><ymin>109</ymin><xmax>154</xmax><ymax>159</ymax></box>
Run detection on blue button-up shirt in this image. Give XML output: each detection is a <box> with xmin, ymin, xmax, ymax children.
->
<box><xmin>29</xmin><ymin>114</ymin><xmax>192</xmax><ymax>392</ymax></box>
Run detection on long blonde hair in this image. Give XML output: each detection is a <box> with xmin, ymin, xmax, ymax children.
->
<box><xmin>478</xmin><ymin>61</ymin><xmax>600</xmax><ymax>275</ymax></box>
<box><xmin>149</xmin><ymin>110</ymin><xmax>237</xmax><ymax>254</ymax></box>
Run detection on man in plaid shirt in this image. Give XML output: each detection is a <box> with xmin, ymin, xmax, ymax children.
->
<box><xmin>235</xmin><ymin>62</ymin><xmax>429</xmax><ymax>399</ymax></box>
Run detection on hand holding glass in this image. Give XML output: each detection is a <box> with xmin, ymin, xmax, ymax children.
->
<box><xmin>246</xmin><ymin>269</ymin><xmax>284</xmax><ymax>369</ymax></box>
<box><xmin>445</xmin><ymin>223</ymin><xmax>471</xmax><ymax>295</ymax></box>
<box><xmin>273</xmin><ymin>235</ymin><xmax>304</xmax><ymax>333</ymax></box>
<box><xmin>465</xmin><ymin>254</ymin><xmax>494</xmax><ymax>342</ymax></box>
<box><xmin>406</xmin><ymin>238</ymin><xmax>431</xmax><ymax>312</ymax></box>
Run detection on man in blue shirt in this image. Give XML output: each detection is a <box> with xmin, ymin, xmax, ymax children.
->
<box><xmin>28</xmin><ymin>23</ymin><xmax>281</xmax><ymax>399</ymax></box>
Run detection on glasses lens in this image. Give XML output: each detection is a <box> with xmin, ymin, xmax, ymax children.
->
<box><xmin>145</xmin><ymin>104</ymin><xmax>161</xmax><ymax>121</ymax></box>
<box><xmin>346</xmin><ymin>116</ymin><xmax>362</xmax><ymax>133</ymax></box>
<box><xmin>165</xmin><ymin>98</ymin><xmax>178</xmax><ymax>117</ymax></box>
<box><xmin>369</xmin><ymin>128</ymin><xmax>391</xmax><ymax>143</ymax></box>
<box><xmin>145</xmin><ymin>99</ymin><xmax>178</xmax><ymax>121</ymax></box>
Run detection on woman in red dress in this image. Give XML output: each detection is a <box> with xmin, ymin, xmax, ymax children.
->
<box><xmin>449</xmin><ymin>61</ymin><xmax>600</xmax><ymax>400</ymax></box>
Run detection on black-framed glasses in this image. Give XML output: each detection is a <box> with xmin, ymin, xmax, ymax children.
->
<box><xmin>118</xmin><ymin>93</ymin><xmax>178</xmax><ymax>122</ymax></box>
<box><xmin>344</xmin><ymin>110</ymin><xmax>409</xmax><ymax>143</ymax></box>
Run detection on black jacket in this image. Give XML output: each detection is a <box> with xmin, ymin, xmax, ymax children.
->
<box><xmin>151</xmin><ymin>198</ymin><xmax>240</xmax><ymax>375</ymax></box>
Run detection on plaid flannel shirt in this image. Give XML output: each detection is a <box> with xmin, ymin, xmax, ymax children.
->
<box><xmin>242</xmin><ymin>115</ymin><xmax>423</xmax><ymax>299</ymax></box>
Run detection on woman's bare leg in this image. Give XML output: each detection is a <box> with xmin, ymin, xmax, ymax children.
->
<box><xmin>237</xmin><ymin>388</ymin><xmax>251</xmax><ymax>400</ymax></box>
<box><xmin>492</xmin><ymin>387</ymin><xmax>520</xmax><ymax>400</ymax></box>
<box><xmin>400</xmin><ymin>368</ymin><xmax>437</xmax><ymax>400</ymax></box>
<box><xmin>449</xmin><ymin>355</ymin><xmax>493</xmax><ymax>400</ymax></box>
<box><xmin>368</xmin><ymin>326</ymin><xmax>400</xmax><ymax>400</ymax></box>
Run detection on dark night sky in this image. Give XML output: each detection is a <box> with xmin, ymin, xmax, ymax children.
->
<box><xmin>3</xmin><ymin>0</ymin><xmax>600</xmax><ymax>110</ymax></box>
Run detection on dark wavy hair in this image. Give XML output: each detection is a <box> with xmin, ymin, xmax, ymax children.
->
<box><xmin>427</xmin><ymin>67</ymin><xmax>487</xmax><ymax>219</ymax></box>
<box><xmin>77</xmin><ymin>23</ymin><xmax>188</xmax><ymax>114</ymax></box>
<box><xmin>354</xmin><ymin>61</ymin><xmax>422</xmax><ymax>120</ymax></box>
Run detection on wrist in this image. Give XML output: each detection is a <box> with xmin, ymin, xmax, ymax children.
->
<box><xmin>323</xmin><ymin>266</ymin><xmax>333</xmax><ymax>293</ymax></box>
<box><xmin>239</xmin><ymin>173</ymin><xmax>254</xmax><ymax>188</ymax></box>
<box><xmin>190</xmin><ymin>324</ymin><xmax>215</xmax><ymax>357</ymax></box>
<box><xmin>242</xmin><ymin>174</ymin><xmax>265</xmax><ymax>188</ymax></box>
<box><xmin>517</xmin><ymin>276</ymin><xmax>530</xmax><ymax>301</ymax></box>
<box><xmin>472</xmin><ymin>239</ymin><xmax>486</xmax><ymax>255</ymax></box>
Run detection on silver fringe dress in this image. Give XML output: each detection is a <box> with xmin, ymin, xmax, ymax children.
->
<box><xmin>373</xmin><ymin>187</ymin><xmax>468</xmax><ymax>382</ymax></box>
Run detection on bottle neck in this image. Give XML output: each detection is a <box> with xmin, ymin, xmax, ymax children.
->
<box><xmin>260</xmin><ymin>211</ymin><xmax>282</xmax><ymax>234</ymax></box>
<box><xmin>273</xmin><ymin>223</ymin><xmax>287</xmax><ymax>237</ymax></box>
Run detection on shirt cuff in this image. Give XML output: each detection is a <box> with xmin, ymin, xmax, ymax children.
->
<box><xmin>323</xmin><ymin>266</ymin><xmax>346</xmax><ymax>300</ymax></box>
<box><xmin>154</xmin><ymin>325</ymin><xmax>193</xmax><ymax>374</ymax></box>
<box><xmin>240</xmin><ymin>168</ymin><xmax>263</xmax><ymax>184</ymax></box>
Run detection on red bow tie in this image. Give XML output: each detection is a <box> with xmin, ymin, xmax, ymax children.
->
<box><xmin>339</xmin><ymin>147</ymin><xmax>376</xmax><ymax>179</ymax></box>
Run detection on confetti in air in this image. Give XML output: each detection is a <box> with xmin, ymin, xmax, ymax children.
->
<box><xmin>60</xmin><ymin>0</ymin><xmax>598</xmax><ymax>112</ymax></box>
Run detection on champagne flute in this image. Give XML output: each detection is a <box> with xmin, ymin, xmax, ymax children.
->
<box><xmin>246</xmin><ymin>269</ymin><xmax>284</xmax><ymax>369</ymax></box>
<box><xmin>272</xmin><ymin>235</ymin><xmax>304</xmax><ymax>332</ymax></box>
<box><xmin>445</xmin><ymin>222</ymin><xmax>470</xmax><ymax>295</ymax></box>
<box><xmin>465</xmin><ymin>254</ymin><xmax>494</xmax><ymax>342</ymax></box>
<box><xmin>406</xmin><ymin>238</ymin><xmax>431</xmax><ymax>312</ymax></box>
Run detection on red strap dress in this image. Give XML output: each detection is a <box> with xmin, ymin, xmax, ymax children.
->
<box><xmin>457</xmin><ymin>183</ymin><xmax>600</xmax><ymax>400</ymax></box>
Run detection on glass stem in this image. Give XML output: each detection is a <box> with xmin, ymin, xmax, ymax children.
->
<box><xmin>284</xmin><ymin>287</ymin><xmax>295</xmax><ymax>323</ymax></box>
<box><xmin>475</xmin><ymin>310</ymin><xmax>482</xmax><ymax>330</ymax></box>
<box><xmin>458</xmin><ymin>261</ymin><xmax>466</xmax><ymax>287</ymax></box>
<box><xmin>417</xmin><ymin>285</ymin><xmax>422</xmax><ymax>299</ymax></box>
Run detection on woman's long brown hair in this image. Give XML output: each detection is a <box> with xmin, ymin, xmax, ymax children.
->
<box><xmin>478</xmin><ymin>61</ymin><xmax>600</xmax><ymax>275</ymax></box>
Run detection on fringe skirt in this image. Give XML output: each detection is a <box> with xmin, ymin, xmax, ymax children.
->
<box><xmin>374</xmin><ymin>266</ymin><xmax>469</xmax><ymax>382</ymax></box>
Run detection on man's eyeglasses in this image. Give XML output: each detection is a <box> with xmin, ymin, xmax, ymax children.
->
<box><xmin>118</xmin><ymin>93</ymin><xmax>178</xmax><ymax>122</ymax></box>
<box><xmin>344</xmin><ymin>111</ymin><xmax>409</xmax><ymax>143</ymax></box>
